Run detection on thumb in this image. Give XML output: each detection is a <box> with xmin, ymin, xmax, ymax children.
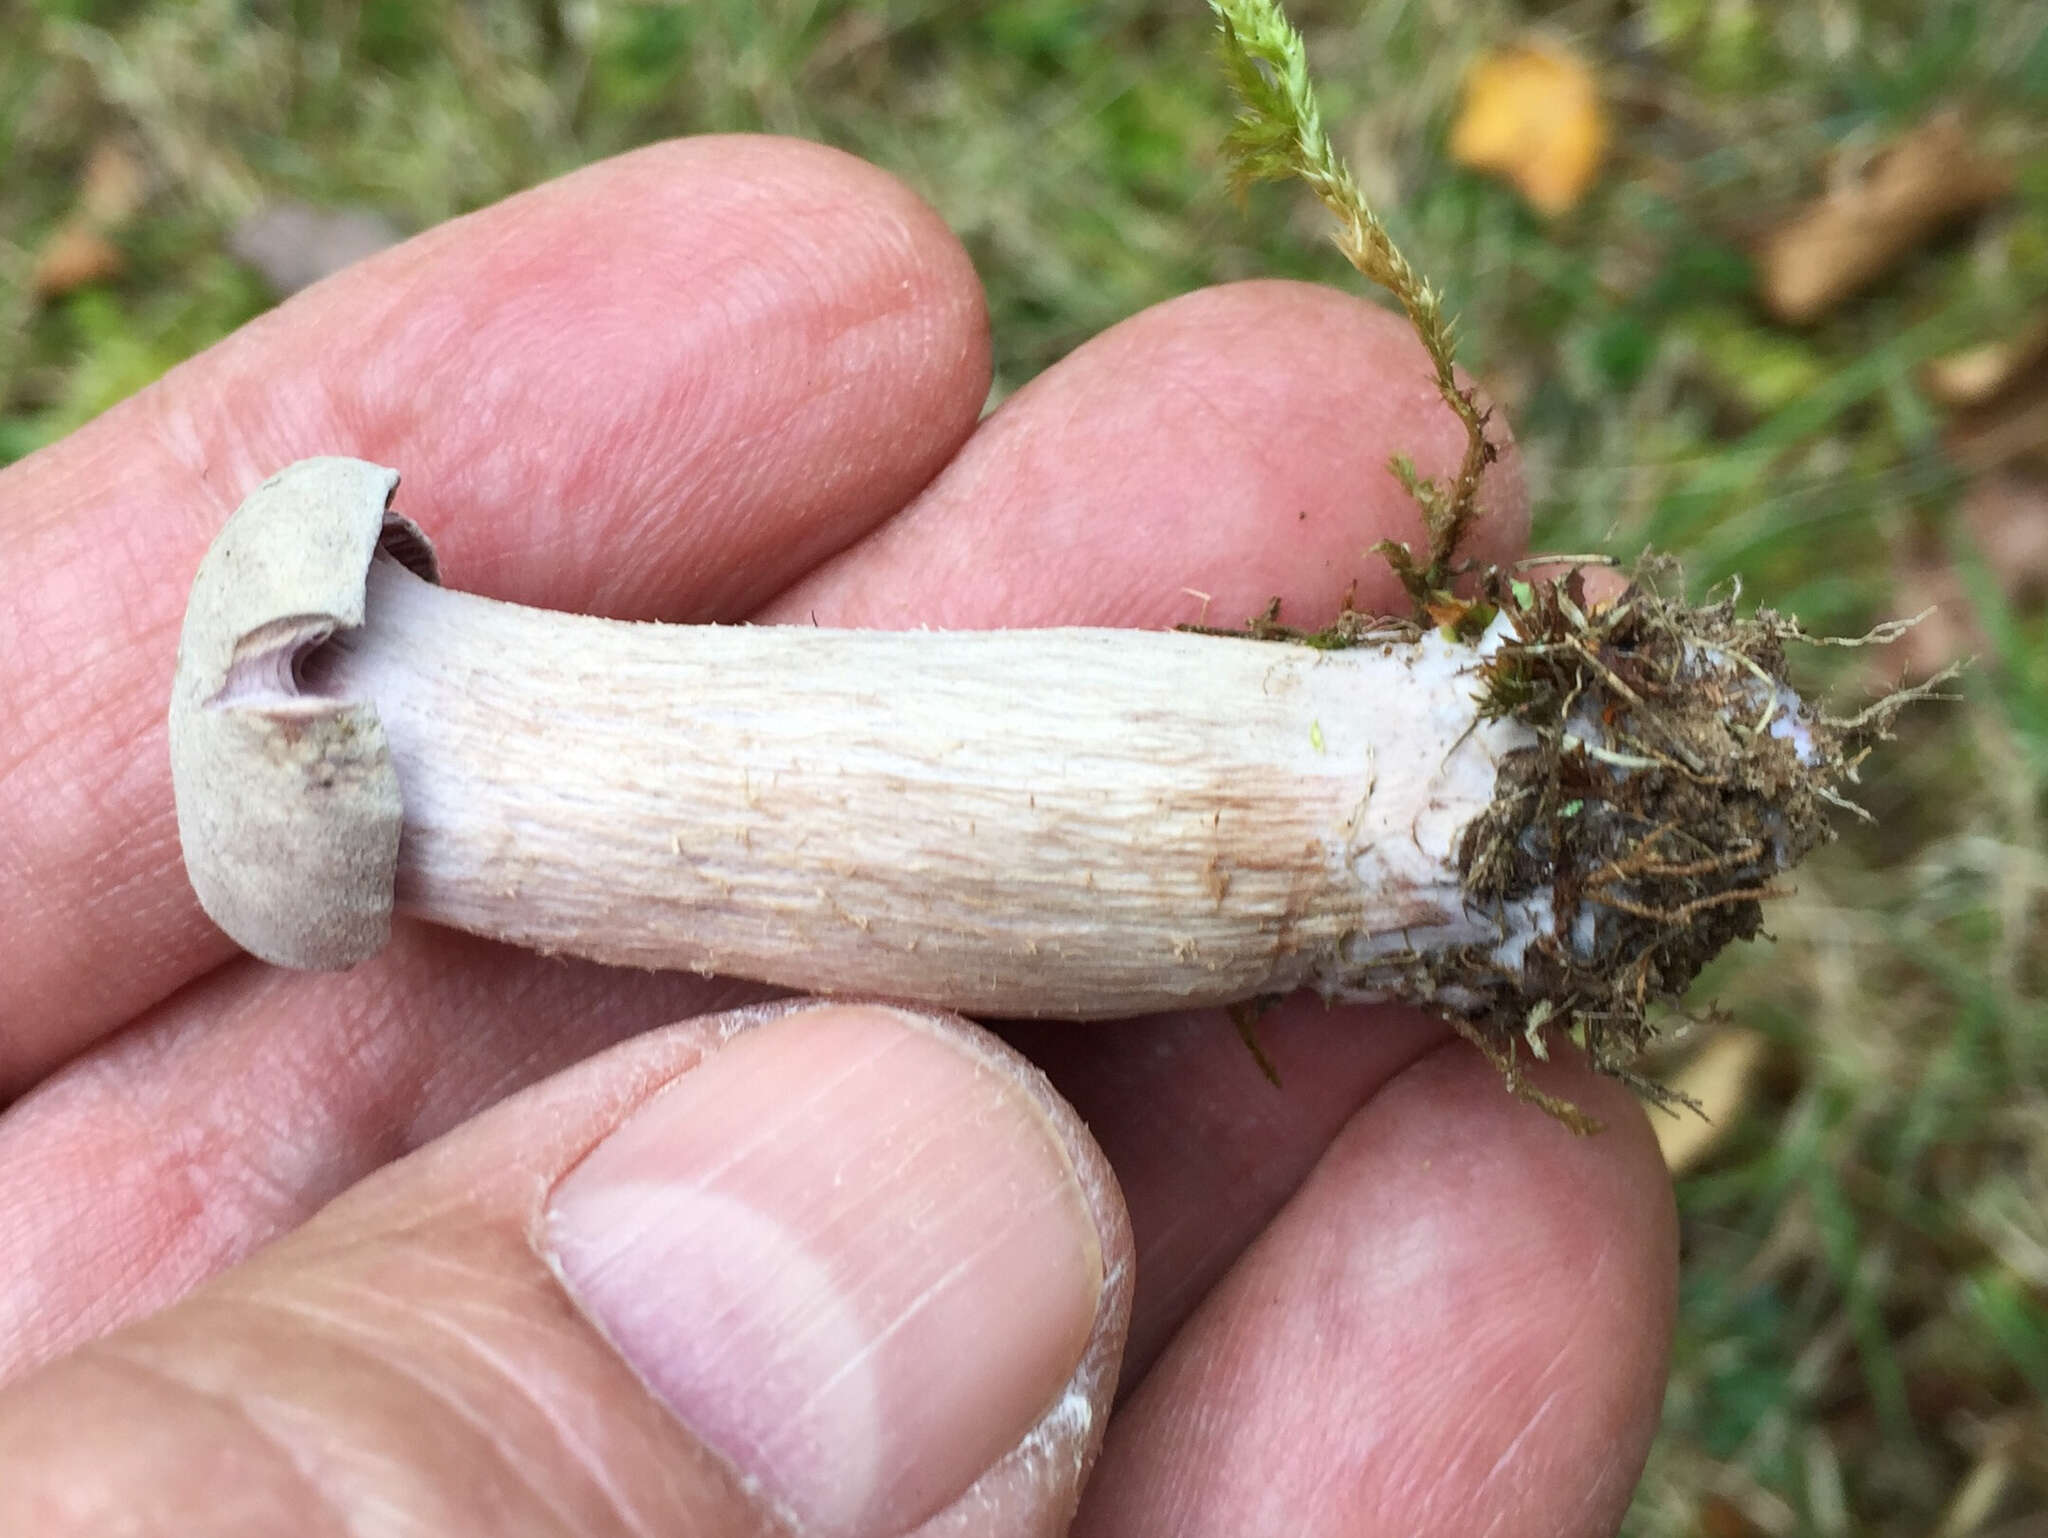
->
<box><xmin>0</xmin><ymin>1001</ymin><xmax>1131</xmax><ymax>1537</ymax></box>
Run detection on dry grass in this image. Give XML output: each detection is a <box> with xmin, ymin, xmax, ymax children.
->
<box><xmin>4</xmin><ymin>1</ymin><xmax>2046</xmax><ymax>1531</ymax></box>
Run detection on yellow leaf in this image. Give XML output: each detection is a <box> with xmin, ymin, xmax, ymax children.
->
<box><xmin>1450</xmin><ymin>41</ymin><xmax>1608</xmax><ymax>217</ymax></box>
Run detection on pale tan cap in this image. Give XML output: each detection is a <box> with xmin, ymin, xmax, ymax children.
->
<box><xmin>168</xmin><ymin>457</ymin><xmax>437</xmax><ymax>968</ymax></box>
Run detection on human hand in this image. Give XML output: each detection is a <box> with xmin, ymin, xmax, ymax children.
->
<box><xmin>0</xmin><ymin>139</ymin><xmax>1675</xmax><ymax>1535</ymax></box>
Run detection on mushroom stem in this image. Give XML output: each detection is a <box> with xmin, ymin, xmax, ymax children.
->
<box><xmin>315</xmin><ymin>552</ymin><xmax>1534</xmax><ymax>1017</ymax></box>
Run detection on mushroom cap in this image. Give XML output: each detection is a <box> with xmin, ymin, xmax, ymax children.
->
<box><xmin>169</xmin><ymin>457</ymin><xmax>438</xmax><ymax>968</ymax></box>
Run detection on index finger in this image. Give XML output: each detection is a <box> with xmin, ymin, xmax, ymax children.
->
<box><xmin>0</xmin><ymin>136</ymin><xmax>990</xmax><ymax>1093</ymax></box>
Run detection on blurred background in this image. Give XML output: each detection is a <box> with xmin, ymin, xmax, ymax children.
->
<box><xmin>3</xmin><ymin>0</ymin><xmax>2045</xmax><ymax>1531</ymax></box>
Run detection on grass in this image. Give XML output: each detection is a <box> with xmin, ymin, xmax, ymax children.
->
<box><xmin>4</xmin><ymin>0</ymin><xmax>2047</xmax><ymax>1531</ymax></box>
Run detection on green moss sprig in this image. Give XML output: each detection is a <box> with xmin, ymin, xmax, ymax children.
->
<box><xmin>1211</xmin><ymin>0</ymin><xmax>1496</xmax><ymax>607</ymax></box>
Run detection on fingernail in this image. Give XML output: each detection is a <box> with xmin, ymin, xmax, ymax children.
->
<box><xmin>543</xmin><ymin>1004</ymin><xmax>1104</xmax><ymax>1537</ymax></box>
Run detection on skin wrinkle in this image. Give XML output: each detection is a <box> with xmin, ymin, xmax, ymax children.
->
<box><xmin>315</xmin><ymin>1239</ymin><xmax>522</xmax><ymax>1308</ymax></box>
<box><xmin>454</xmin><ymin>252</ymin><xmax>756</xmax><ymax>578</ymax></box>
<box><xmin>1366</xmin><ymin>1290</ymin><xmax>1535</xmax><ymax>1527</ymax></box>
<box><xmin>1136</xmin><ymin>302</ymin><xmax>1447</xmax><ymax>573</ymax></box>
<box><xmin>164</xmin><ymin>1112</ymin><xmax>313</xmax><ymax>1244</ymax></box>
<box><xmin>141</xmin><ymin>325</ymin><xmax>344</xmax><ymax>533</ymax></box>
<box><xmin>80</xmin><ymin>1341</ymin><xmax>356</xmax><ymax>1538</ymax></box>
<box><xmin>3</xmin><ymin>974</ymin><xmax>444</xmax><ymax>1378</ymax></box>
<box><xmin>1278</xmin><ymin>1395</ymin><xmax>1374</xmax><ymax>1533</ymax></box>
<box><xmin>694</xmin><ymin>355</ymin><xmax>970</xmax><ymax>619</ymax></box>
<box><xmin>1496</xmin><ymin>1230</ymin><xmax>1652</xmax><ymax>1536</ymax></box>
<box><xmin>0</xmin><ymin>563</ymin><xmax>112</xmax><ymax>783</ymax></box>
<box><xmin>1435</xmin><ymin>1204</ymin><xmax>1635</xmax><ymax>1532</ymax></box>
<box><xmin>403</xmin><ymin>973</ymin><xmax>777</xmax><ymax>1154</ymax></box>
<box><xmin>35</xmin><ymin>1095</ymin><xmax>268</xmax><ymax>1327</ymax></box>
<box><xmin>346</xmin><ymin>952</ymin><xmax>619</xmax><ymax>1144</ymax></box>
<box><xmin>0</xmin><ymin>1166</ymin><xmax>142</xmax><ymax>1359</ymax></box>
<box><xmin>0</xmin><ymin>593</ymin><xmax>165</xmax><ymax>820</ymax></box>
<box><xmin>1145</xmin><ymin>365</ymin><xmax>1275</xmax><ymax>492</ymax></box>
<box><xmin>234</xmin><ymin>1278</ymin><xmax>646</xmax><ymax>1538</ymax></box>
<box><xmin>82</xmin><ymin>816</ymin><xmax>183</xmax><ymax>912</ymax></box>
<box><xmin>175</xmin><ymin>1005</ymin><xmax>392</xmax><ymax>1205</ymax></box>
<box><xmin>0</xmin><ymin>387</ymin><xmax>292</xmax><ymax>1079</ymax></box>
<box><xmin>342</xmin><ymin>225</ymin><xmax>737</xmax><ymax>561</ymax></box>
<box><xmin>1561</xmin><ymin>1441</ymin><xmax>1629</xmax><ymax>1536</ymax></box>
<box><xmin>259</xmin><ymin>1319</ymin><xmax>599</xmax><ymax>1538</ymax></box>
<box><xmin>1413</xmin><ymin>1167</ymin><xmax>1651</xmax><ymax>1535</ymax></box>
<box><xmin>1474</xmin><ymin>1385</ymin><xmax>1566</xmax><ymax>1525</ymax></box>
<box><xmin>38</xmin><ymin>1137</ymin><xmax>284</xmax><ymax>1361</ymax></box>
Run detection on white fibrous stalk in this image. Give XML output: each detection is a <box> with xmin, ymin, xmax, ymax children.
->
<box><xmin>299</xmin><ymin>537</ymin><xmax>1870</xmax><ymax>1086</ymax></box>
<box><xmin>318</xmin><ymin>555</ymin><xmax>1544</xmax><ymax>1018</ymax></box>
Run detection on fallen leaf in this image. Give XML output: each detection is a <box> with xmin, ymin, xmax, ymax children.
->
<box><xmin>29</xmin><ymin>137</ymin><xmax>148</xmax><ymax>300</ymax></box>
<box><xmin>1758</xmin><ymin>111</ymin><xmax>2011</xmax><ymax>325</ymax></box>
<box><xmin>1937</xmin><ymin>315</ymin><xmax>2048</xmax><ymax>474</ymax></box>
<box><xmin>1923</xmin><ymin>310</ymin><xmax>2048</xmax><ymax>410</ymax></box>
<box><xmin>31</xmin><ymin>224</ymin><xmax>123</xmax><ymax>297</ymax></box>
<box><xmin>228</xmin><ymin>203</ymin><xmax>405</xmax><ymax>299</ymax></box>
<box><xmin>1654</xmin><ymin>1027</ymin><xmax>1768</xmax><ymax>1176</ymax></box>
<box><xmin>1449</xmin><ymin>40</ymin><xmax>1608</xmax><ymax>218</ymax></box>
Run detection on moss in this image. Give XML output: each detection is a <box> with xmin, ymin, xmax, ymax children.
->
<box><xmin>1445</xmin><ymin>561</ymin><xmax>1949</xmax><ymax>1124</ymax></box>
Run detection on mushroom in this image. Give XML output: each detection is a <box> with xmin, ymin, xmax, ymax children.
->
<box><xmin>171</xmin><ymin>458</ymin><xmax>1853</xmax><ymax>1056</ymax></box>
